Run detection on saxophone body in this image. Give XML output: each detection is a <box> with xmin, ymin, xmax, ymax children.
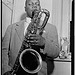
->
<box><xmin>3</xmin><ymin>9</ymin><xmax>50</xmax><ymax>75</ymax></box>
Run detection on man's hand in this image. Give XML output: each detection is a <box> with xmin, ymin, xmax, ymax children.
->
<box><xmin>26</xmin><ymin>34</ymin><xmax>45</xmax><ymax>47</ymax></box>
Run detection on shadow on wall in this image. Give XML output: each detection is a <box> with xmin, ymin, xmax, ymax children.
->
<box><xmin>20</xmin><ymin>13</ymin><xmax>27</xmax><ymax>21</ymax></box>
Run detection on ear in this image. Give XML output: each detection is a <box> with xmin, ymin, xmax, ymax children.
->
<box><xmin>25</xmin><ymin>6</ymin><xmax>27</xmax><ymax>12</ymax></box>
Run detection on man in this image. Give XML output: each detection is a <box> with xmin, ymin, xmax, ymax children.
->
<box><xmin>2</xmin><ymin>0</ymin><xmax>60</xmax><ymax>75</ymax></box>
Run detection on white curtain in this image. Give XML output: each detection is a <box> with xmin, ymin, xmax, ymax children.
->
<box><xmin>52</xmin><ymin>0</ymin><xmax>71</xmax><ymax>48</ymax></box>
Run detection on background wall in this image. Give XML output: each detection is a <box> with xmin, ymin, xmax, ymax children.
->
<box><xmin>2</xmin><ymin>0</ymin><xmax>72</xmax><ymax>45</ymax></box>
<box><xmin>2</xmin><ymin>0</ymin><xmax>14</xmax><ymax>37</ymax></box>
<box><xmin>2</xmin><ymin>0</ymin><xmax>72</xmax><ymax>75</ymax></box>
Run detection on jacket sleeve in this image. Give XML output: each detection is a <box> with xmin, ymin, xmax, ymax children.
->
<box><xmin>43</xmin><ymin>24</ymin><xmax>60</xmax><ymax>59</ymax></box>
<box><xmin>2</xmin><ymin>25</ymin><xmax>12</xmax><ymax>74</ymax></box>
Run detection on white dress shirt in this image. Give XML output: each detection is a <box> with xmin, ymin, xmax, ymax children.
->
<box><xmin>24</xmin><ymin>17</ymin><xmax>31</xmax><ymax>36</ymax></box>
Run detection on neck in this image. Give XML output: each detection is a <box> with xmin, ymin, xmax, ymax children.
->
<box><xmin>26</xmin><ymin>14</ymin><xmax>34</xmax><ymax>19</ymax></box>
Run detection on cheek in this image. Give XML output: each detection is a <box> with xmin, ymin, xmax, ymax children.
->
<box><xmin>37</xmin><ymin>6</ymin><xmax>41</xmax><ymax>10</ymax></box>
<box><xmin>28</xmin><ymin>7</ymin><xmax>32</xmax><ymax>12</ymax></box>
<box><xmin>39</xmin><ymin>7</ymin><xmax>41</xmax><ymax>10</ymax></box>
<box><xmin>27</xmin><ymin>9</ymin><xmax>32</xmax><ymax>17</ymax></box>
<box><xmin>27</xmin><ymin>6</ymin><xmax>32</xmax><ymax>10</ymax></box>
<box><xmin>28</xmin><ymin>9</ymin><xmax>32</xmax><ymax>15</ymax></box>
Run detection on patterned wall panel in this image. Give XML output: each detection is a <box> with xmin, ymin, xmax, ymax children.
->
<box><xmin>2</xmin><ymin>0</ymin><xmax>14</xmax><ymax>37</ymax></box>
<box><xmin>2</xmin><ymin>0</ymin><xmax>14</xmax><ymax>10</ymax></box>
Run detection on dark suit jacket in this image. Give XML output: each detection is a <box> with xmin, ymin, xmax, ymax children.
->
<box><xmin>2</xmin><ymin>19</ymin><xmax>60</xmax><ymax>75</ymax></box>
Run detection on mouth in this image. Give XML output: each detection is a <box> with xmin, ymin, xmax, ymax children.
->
<box><xmin>31</xmin><ymin>10</ymin><xmax>36</xmax><ymax>18</ymax></box>
<box><xmin>30</xmin><ymin>11</ymin><xmax>34</xmax><ymax>19</ymax></box>
<box><xmin>31</xmin><ymin>10</ymin><xmax>39</xmax><ymax>18</ymax></box>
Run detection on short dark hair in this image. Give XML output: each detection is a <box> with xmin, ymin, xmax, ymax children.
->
<box><xmin>25</xmin><ymin>0</ymin><xmax>40</xmax><ymax>6</ymax></box>
<box><xmin>25</xmin><ymin>0</ymin><xmax>28</xmax><ymax>7</ymax></box>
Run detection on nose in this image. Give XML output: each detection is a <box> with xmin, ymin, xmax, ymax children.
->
<box><xmin>32</xmin><ymin>5</ymin><xmax>38</xmax><ymax>10</ymax></box>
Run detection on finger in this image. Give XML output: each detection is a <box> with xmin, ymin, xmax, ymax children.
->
<box><xmin>40</xmin><ymin>49</ymin><xmax>44</xmax><ymax>53</ymax></box>
<box><xmin>27</xmin><ymin>36</ymin><xmax>38</xmax><ymax>40</ymax></box>
<box><xmin>27</xmin><ymin>40</ymin><xmax>37</xmax><ymax>43</ymax></box>
<box><xmin>27</xmin><ymin>40</ymin><xmax>39</xmax><ymax>45</ymax></box>
<box><xmin>27</xmin><ymin>34</ymin><xmax>41</xmax><ymax>41</ymax></box>
<box><xmin>29</xmin><ymin>34</ymin><xmax>40</xmax><ymax>38</ymax></box>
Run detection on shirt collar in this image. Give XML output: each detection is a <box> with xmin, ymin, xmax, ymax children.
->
<box><xmin>24</xmin><ymin>17</ymin><xmax>31</xmax><ymax>36</ymax></box>
<box><xmin>25</xmin><ymin>17</ymin><xmax>31</xmax><ymax>24</ymax></box>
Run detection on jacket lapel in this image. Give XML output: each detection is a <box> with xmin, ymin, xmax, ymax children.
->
<box><xmin>15</xmin><ymin>20</ymin><xmax>25</xmax><ymax>42</ymax></box>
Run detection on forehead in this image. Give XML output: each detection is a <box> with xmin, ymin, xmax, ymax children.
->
<box><xmin>26</xmin><ymin>0</ymin><xmax>40</xmax><ymax>3</ymax></box>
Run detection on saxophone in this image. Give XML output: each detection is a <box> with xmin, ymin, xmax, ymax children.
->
<box><xmin>3</xmin><ymin>9</ymin><xmax>50</xmax><ymax>75</ymax></box>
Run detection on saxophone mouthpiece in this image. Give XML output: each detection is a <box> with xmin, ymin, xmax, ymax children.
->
<box><xmin>32</xmin><ymin>10</ymin><xmax>39</xmax><ymax>19</ymax></box>
<box><xmin>32</xmin><ymin>11</ymin><xmax>35</xmax><ymax>18</ymax></box>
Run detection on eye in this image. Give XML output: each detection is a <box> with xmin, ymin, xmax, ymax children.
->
<box><xmin>28</xmin><ymin>4</ymin><xmax>31</xmax><ymax>5</ymax></box>
<box><xmin>28</xmin><ymin>3</ymin><xmax>32</xmax><ymax>6</ymax></box>
<box><xmin>35</xmin><ymin>3</ymin><xmax>40</xmax><ymax>6</ymax></box>
<box><xmin>37</xmin><ymin>4</ymin><xmax>40</xmax><ymax>6</ymax></box>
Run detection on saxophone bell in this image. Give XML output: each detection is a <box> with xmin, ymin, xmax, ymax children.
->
<box><xmin>19</xmin><ymin>49</ymin><xmax>42</xmax><ymax>74</ymax></box>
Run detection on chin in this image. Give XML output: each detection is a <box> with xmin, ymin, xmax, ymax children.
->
<box><xmin>29</xmin><ymin>15</ymin><xmax>33</xmax><ymax>19</ymax></box>
<box><xmin>27</xmin><ymin>14</ymin><xmax>32</xmax><ymax>18</ymax></box>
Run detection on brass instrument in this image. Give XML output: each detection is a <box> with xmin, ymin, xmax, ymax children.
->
<box><xmin>3</xmin><ymin>9</ymin><xmax>50</xmax><ymax>75</ymax></box>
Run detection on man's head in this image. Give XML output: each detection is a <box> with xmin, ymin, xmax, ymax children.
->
<box><xmin>25</xmin><ymin>0</ymin><xmax>41</xmax><ymax>18</ymax></box>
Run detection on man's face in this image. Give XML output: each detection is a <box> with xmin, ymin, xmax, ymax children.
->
<box><xmin>25</xmin><ymin>0</ymin><xmax>41</xmax><ymax>18</ymax></box>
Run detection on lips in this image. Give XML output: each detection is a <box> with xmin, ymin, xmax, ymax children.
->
<box><xmin>31</xmin><ymin>10</ymin><xmax>37</xmax><ymax>18</ymax></box>
<box><xmin>32</xmin><ymin>11</ymin><xmax>35</xmax><ymax>17</ymax></box>
<box><xmin>31</xmin><ymin>9</ymin><xmax>40</xmax><ymax>19</ymax></box>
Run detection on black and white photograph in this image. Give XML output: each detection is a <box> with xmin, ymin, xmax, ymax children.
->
<box><xmin>1</xmin><ymin>0</ymin><xmax>73</xmax><ymax>75</ymax></box>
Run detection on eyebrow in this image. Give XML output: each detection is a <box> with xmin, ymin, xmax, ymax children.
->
<box><xmin>28</xmin><ymin>1</ymin><xmax>39</xmax><ymax>3</ymax></box>
<box><xmin>25</xmin><ymin>0</ymin><xmax>40</xmax><ymax>6</ymax></box>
